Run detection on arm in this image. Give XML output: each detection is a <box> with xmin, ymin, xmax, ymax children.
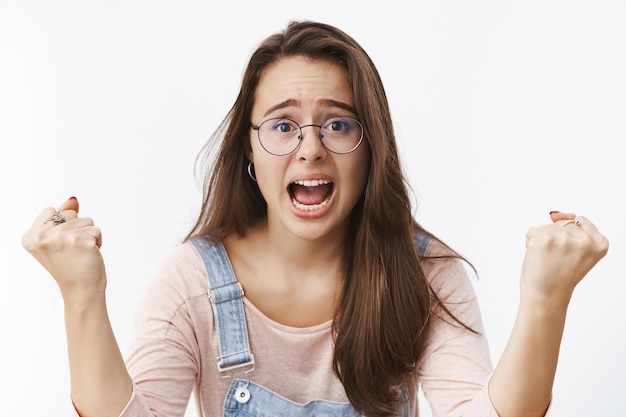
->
<box><xmin>23</xmin><ymin>197</ymin><xmax>132</xmax><ymax>417</ymax></box>
<box><xmin>418</xmin><ymin>254</ymin><xmax>496</xmax><ymax>417</ymax></box>
<box><xmin>65</xmin><ymin>291</ymin><xmax>133</xmax><ymax>417</ymax></box>
<box><xmin>489</xmin><ymin>213</ymin><xmax>609</xmax><ymax>417</ymax></box>
<box><xmin>123</xmin><ymin>245</ymin><xmax>201</xmax><ymax>416</ymax></box>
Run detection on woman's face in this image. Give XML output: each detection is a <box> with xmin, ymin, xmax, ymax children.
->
<box><xmin>248</xmin><ymin>56</ymin><xmax>370</xmax><ymax>243</ymax></box>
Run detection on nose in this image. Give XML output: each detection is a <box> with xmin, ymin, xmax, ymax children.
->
<box><xmin>295</xmin><ymin>125</ymin><xmax>327</xmax><ymax>162</ymax></box>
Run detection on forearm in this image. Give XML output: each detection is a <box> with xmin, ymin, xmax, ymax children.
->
<box><xmin>489</xmin><ymin>293</ymin><xmax>570</xmax><ymax>417</ymax></box>
<box><xmin>64</xmin><ymin>292</ymin><xmax>133</xmax><ymax>417</ymax></box>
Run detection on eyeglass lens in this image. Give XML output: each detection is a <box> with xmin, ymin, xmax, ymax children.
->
<box><xmin>254</xmin><ymin>116</ymin><xmax>363</xmax><ymax>155</ymax></box>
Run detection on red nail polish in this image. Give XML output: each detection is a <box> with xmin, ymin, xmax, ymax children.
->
<box><xmin>549</xmin><ymin>211</ymin><xmax>560</xmax><ymax>215</ymax></box>
<box><xmin>69</xmin><ymin>196</ymin><xmax>77</xmax><ymax>201</ymax></box>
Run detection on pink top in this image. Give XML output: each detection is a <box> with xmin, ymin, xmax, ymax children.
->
<box><xmin>116</xmin><ymin>239</ymin><xmax>500</xmax><ymax>417</ymax></box>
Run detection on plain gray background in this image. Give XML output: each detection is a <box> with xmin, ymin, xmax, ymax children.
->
<box><xmin>1</xmin><ymin>1</ymin><xmax>625</xmax><ymax>415</ymax></box>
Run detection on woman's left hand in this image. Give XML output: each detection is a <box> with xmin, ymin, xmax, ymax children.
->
<box><xmin>520</xmin><ymin>212</ymin><xmax>609</xmax><ymax>308</ymax></box>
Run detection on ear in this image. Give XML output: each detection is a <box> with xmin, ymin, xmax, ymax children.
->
<box><xmin>246</xmin><ymin>149</ymin><xmax>254</xmax><ymax>164</ymax></box>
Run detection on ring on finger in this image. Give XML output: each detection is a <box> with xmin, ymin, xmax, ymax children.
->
<box><xmin>562</xmin><ymin>217</ymin><xmax>581</xmax><ymax>228</ymax></box>
<box><xmin>48</xmin><ymin>211</ymin><xmax>66</xmax><ymax>225</ymax></box>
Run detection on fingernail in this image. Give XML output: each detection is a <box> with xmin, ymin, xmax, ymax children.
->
<box><xmin>549</xmin><ymin>211</ymin><xmax>561</xmax><ymax>215</ymax></box>
<box><xmin>69</xmin><ymin>196</ymin><xmax>77</xmax><ymax>201</ymax></box>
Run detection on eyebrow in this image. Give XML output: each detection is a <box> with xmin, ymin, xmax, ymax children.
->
<box><xmin>262</xmin><ymin>98</ymin><xmax>357</xmax><ymax>118</ymax></box>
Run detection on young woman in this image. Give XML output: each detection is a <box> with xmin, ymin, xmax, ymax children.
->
<box><xmin>22</xmin><ymin>21</ymin><xmax>608</xmax><ymax>417</ymax></box>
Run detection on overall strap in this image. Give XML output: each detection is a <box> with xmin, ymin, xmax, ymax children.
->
<box><xmin>413</xmin><ymin>231</ymin><xmax>432</xmax><ymax>257</ymax></box>
<box><xmin>189</xmin><ymin>232</ymin><xmax>429</xmax><ymax>376</ymax></box>
<box><xmin>190</xmin><ymin>237</ymin><xmax>255</xmax><ymax>375</ymax></box>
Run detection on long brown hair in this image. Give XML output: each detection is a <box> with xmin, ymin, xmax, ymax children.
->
<box><xmin>186</xmin><ymin>20</ymin><xmax>468</xmax><ymax>416</ymax></box>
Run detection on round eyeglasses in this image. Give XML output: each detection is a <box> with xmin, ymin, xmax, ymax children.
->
<box><xmin>251</xmin><ymin>116</ymin><xmax>364</xmax><ymax>156</ymax></box>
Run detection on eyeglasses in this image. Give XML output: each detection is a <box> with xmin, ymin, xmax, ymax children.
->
<box><xmin>251</xmin><ymin>116</ymin><xmax>364</xmax><ymax>156</ymax></box>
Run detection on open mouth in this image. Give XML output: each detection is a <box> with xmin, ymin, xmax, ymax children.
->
<box><xmin>288</xmin><ymin>179</ymin><xmax>334</xmax><ymax>211</ymax></box>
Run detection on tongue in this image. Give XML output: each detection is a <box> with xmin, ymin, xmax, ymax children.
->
<box><xmin>291</xmin><ymin>184</ymin><xmax>331</xmax><ymax>205</ymax></box>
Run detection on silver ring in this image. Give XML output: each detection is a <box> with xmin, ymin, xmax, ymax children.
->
<box><xmin>563</xmin><ymin>217</ymin><xmax>581</xmax><ymax>227</ymax></box>
<box><xmin>49</xmin><ymin>211</ymin><xmax>66</xmax><ymax>225</ymax></box>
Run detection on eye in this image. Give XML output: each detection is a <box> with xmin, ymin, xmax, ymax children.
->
<box><xmin>329</xmin><ymin>119</ymin><xmax>347</xmax><ymax>131</ymax></box>
<box><xmin>323</xmin><ymin>117</ymin><xmax>353</xmax><ymax>135</ymax></box>
<box><xmin>270</xmin><ymin>119</ymin><xmax>298</xmax><ymax>134</ymax></box>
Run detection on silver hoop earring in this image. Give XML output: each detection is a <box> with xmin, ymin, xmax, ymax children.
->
<box><xmin>247</xmin><ymin>162</ymin><xmax>257</xmax><ymax>182</ymax></box>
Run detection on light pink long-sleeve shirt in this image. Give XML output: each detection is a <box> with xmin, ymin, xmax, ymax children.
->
<box><xmin>117</xmin><ymin>239</ymin><xmax>500</xmax><ymax>417</ymax></box>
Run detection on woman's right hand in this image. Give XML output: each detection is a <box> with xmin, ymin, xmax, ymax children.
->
<box><xmin>24</xmin><ymin>198</ymin><xmax>134</xmax><ymax>416</ymax></box>
<box><xmin>22</xmin><ymin>197</ymin><xmax>106</xmax><ymax>302</ymax></box>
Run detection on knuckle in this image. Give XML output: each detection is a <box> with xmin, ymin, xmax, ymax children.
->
<box><xmin>38</xmin><ymin>228</ymin><xmax>56</xmax><ymax>247</ymax></box>
<box><xmin>598</xmin><ymin>236</ymin><xmax>609</xmax><ymax>256</ymax></box>
<box><xmin>526</xmin><ymin>226</ymin><xmax>546</xmax><ymax>242</ymax></box>
<box><xmin>33</xmin><ymin>228</ymin><xmax>51</xmax><ymax>248</ymax></box>
<box><xmin>79</xmin><ymin>217</ymin><xmax>95</xmax><ymax>227</ymax></box>
<box><xmin>21</xmin><ymin>232</ymin><xmax>34</xmax><ymax>251</ymax></box>
<box><xmin>526</xmin><ymin>226</ymin><xmax>539</xmax><ymax>238</ymax></box>
<box><xmin>578</xmin><ymin>232</ymin><xmax>593</xmax><ymax>249</ymax></box>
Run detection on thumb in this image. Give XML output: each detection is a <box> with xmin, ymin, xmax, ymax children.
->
<box><xmin>58</xmin><ymin>196</ymin><xmax>79</xmax><ymax>214</ymax></box>
<box><xmin>549</xmin><ymin>210</ymin><xmax>575</xmax><ymax>223</ymax></box>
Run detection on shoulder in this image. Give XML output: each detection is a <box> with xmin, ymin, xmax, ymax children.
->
<box><xmin>416</xmin><ymin>237</ymin><xmax>487</xmax><ymax>337</ymax></box>
<box><xmin>419</xmin><ymin>237</ymin><xmax>477</xmax><ymax>305</ymax></box>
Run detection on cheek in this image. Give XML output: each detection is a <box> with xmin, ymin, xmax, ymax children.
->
<box><xmin>342</xmin><ymin>161</ymin><xmax>369</xmax><ymax>203</ymax></box>
<box><xmin>254</xmin><ymin>160</ymin><xmax>286</xmax><ymax>196</ymax></box>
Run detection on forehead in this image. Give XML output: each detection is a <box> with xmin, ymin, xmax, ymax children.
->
<box><xmin>253</xmin><ymin>56</ymin><xmax>355</xmax><ymax>117</ymax></box>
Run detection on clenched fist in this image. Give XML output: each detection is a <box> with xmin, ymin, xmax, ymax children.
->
<box><xmin>22</xmin><ymin>197</ymin><xmax>106</xmax><ymax>302</ymax></box>
<box><xmin>521</xmin><ymin>211</ymin><xmax>609</xmax><ymax>307</ymax></box>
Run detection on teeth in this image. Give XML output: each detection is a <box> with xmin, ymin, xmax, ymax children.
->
<box><xmin>291</xmin><ymin>195</ymin><xmax>331</xmax><ymax>211</ymax></box>
<box><xmin>293</xmin><ymin>179</ymin><xmax>330</xmax><ymax>187</ymax></box>
<box><xmin>290</xmin><ymin>179</ymin><xmax>333</xmax><ymax>211</ymax></box>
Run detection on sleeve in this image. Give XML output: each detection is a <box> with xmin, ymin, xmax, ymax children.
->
<box><xmin>417</xmin><ymin>254</ymin><xmax>498</xmax><ymax>417</ymax></box>
<box><xmin>118</xmin><ymin>246</ymin><xmax>203</xmax><ymax>417</ymax></box>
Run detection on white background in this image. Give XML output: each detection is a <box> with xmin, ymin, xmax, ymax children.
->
<box><xmin>1</xmin><ymin>1</ymin><xmax>625</xmax><ymax>415</ymax></box>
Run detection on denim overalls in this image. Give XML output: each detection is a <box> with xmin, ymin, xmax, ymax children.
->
<box><xmin>191</xmin><ymin>233</ymin><xmax>431</xmax><ymax>416</ymax></box>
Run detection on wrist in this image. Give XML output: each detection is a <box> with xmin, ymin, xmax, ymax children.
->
<box><xmin>61</xmin><ymin>287</ymin><xmax>107</xmax><ymax>313</ymax></box>
<box><xmin>519</xmin><ymin>284</ymin><xmax>573</xmax><ymax>314</ymax></box>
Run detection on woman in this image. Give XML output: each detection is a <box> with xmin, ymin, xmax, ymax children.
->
<box><xmin>22</xmin><ymin>21</ymin><xmax>608</xmax><ymax>417</ymax></box>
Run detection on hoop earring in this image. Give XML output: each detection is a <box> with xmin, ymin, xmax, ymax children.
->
<box><xmin>247</xmin><ymin>162</ymin><xmax>257</xmax><ymax>182</ymax></box>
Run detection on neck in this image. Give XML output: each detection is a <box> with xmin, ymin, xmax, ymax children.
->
<box><xmin>251</xmin><ymin>218</ymin><xmax>347</xmax><ymax>277</ymax></box>
<box><xmin>223</xmin><ymin>217</ymin><xmax>348</xmax><ymax>327</ymax></box>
